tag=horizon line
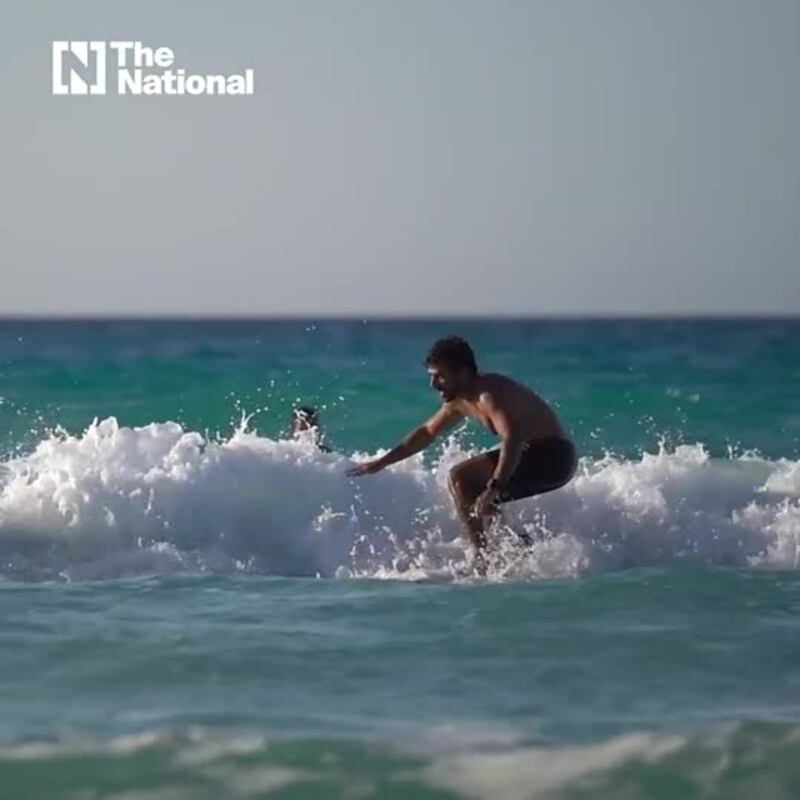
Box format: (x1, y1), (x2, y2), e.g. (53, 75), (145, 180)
(0, 312), (797, 322)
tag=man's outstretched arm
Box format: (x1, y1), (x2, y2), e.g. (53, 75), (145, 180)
(346, 403), (463, 476)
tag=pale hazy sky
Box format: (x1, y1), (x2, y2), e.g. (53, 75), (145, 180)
(2, 0), (798, 315)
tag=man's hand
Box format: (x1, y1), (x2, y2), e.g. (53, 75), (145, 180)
(472, 486), (500, 519)
(345, 409), (459, 480)
(346, 458), (386, 477)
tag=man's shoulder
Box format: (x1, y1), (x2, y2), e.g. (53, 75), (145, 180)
(484, 371), (535, 391)
(478, 373), (538, 406)
(480, 371), (517, 387)
(478, 372), (521, 395)
(442, 399), (466, 416)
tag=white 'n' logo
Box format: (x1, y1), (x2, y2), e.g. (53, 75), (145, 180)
(52, 41), (106, 95)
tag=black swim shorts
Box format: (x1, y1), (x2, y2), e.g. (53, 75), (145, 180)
(487, 437), (577, 503)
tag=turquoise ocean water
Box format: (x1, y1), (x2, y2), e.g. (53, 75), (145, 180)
(1, 318), (799, 798)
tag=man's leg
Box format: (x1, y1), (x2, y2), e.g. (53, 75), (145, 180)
(447, 451), (500, 552)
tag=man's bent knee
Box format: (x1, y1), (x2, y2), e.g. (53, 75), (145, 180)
(448, 464), (467, 495)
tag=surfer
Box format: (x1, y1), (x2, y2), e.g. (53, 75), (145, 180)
(290, 405), (331, 452)
(346, 336), (577, 563)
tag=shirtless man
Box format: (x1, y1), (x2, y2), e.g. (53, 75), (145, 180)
(346, 336), (577, 558)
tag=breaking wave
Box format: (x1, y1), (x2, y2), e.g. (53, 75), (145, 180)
(0, 417), (798, 581)
(2, 720), (800, 799)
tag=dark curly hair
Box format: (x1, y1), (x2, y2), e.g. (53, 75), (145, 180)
(292, 405), (318, 426)
(424, 336), (478, 374)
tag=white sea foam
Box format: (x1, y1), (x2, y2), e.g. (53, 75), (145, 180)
(3, 721), (798, 800)
(424, 731), (688, 799)
(0, 417), (798, 581)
